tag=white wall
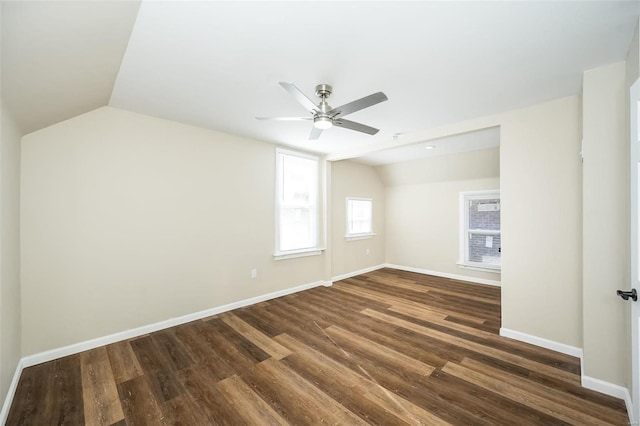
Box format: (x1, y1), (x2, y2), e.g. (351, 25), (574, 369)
(583, 62), (629, 386)
(330, 160), (385, 278)
(0, 100), (22, 404)
(20, 106), (326, 355)
(379, 148), (500, 283)
(500, 96), (583, 348)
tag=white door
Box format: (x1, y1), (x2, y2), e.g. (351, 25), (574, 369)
(629, 79), (640, 425)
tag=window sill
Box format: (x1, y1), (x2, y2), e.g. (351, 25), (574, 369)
(457, 262), (501, 274)
(344, 233), (376, 241)
(273, 248), (325, 261)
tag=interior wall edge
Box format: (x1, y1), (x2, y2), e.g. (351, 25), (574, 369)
(0, 357), (24, 426)
(581, 375), (633, 419)
(0, 98), (23, 422)
(331, 264), (386, 283)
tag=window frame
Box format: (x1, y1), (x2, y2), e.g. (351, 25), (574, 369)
(274, 148), (323, 260)
(458, 189), (501, 273)
(345, 197), (375, 241)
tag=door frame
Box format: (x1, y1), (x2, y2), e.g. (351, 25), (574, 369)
(629, 78), (639, 425)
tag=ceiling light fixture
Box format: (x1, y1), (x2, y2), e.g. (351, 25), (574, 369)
(313, 116), (333, 130)
(425, 145), (435, 150)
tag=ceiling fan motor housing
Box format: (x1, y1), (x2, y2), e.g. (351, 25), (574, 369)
(315, 84), (333, 99)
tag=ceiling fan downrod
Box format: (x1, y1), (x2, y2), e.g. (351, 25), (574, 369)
(313, 84), (334, 129)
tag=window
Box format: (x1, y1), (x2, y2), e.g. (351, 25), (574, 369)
(275, 148), (321, 259)
(346, 197), (374, 240)
(459, 190), (501, 272)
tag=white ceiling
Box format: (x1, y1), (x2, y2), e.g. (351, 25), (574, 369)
(355, 127), (500, 166)
(2, 1), (639, 162)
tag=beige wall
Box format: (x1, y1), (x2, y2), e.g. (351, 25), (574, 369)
(380, 148), (500, 282)
(20, 106), (326, 355)
(501, 96), (583, 348)
(1, 101), (22, 403)
(583, 62), (629, 386)
(330, 160), (385, 278)
(376, 146), (500, 187)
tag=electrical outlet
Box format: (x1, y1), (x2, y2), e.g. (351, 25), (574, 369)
(366, 248), (370, 255)
(251, 269), (257, 279)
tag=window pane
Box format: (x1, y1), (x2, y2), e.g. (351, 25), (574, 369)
(347, 199), (372, 235)
(468, 198), (500, 230)
(282, 155), (316, 206)
(468, 233), (501, 265)
(279, 207), (314, 251)
(276, 150), (319, 253)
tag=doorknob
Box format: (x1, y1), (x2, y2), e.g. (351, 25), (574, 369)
(616, 289), (638, 301)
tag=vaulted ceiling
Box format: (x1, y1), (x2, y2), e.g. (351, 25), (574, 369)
(2, 1), (639, 158)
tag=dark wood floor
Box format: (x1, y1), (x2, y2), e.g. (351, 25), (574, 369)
(7, 268), (629, 425)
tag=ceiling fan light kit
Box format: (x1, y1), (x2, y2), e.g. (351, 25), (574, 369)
(256, 82), (388, 140)
(313, 116), (333, 129)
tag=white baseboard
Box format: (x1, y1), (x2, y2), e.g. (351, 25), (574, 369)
(332, 264), (386, 282)
(384, 263), (501, 287)
(500, 326), (633, 421)
(21, 279), (329, 369)
(0, 358), (25, 426)
(582, 375), (633, 414)
(499, 327), (583, 358)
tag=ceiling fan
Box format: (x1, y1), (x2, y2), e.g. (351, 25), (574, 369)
(256, 82), (388, 140)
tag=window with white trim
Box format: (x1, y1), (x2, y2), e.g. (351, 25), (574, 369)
(459, 190), (501, 272)
(346, 197), (374, 240)
(275, 148), (320, 259)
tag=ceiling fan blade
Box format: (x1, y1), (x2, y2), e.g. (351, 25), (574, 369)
(279, 82), (318, 113)
(309, 126), (323, 140)
(334, 118), (379, 135)
(329, 92), (388, 117)
(255, 116), (312, 121)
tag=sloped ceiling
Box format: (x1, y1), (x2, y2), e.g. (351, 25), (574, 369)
(1, 1), (141, 134)
(2, 1), (639, 158)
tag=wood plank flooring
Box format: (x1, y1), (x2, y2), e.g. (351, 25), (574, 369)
(7, 268), (629, 425)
